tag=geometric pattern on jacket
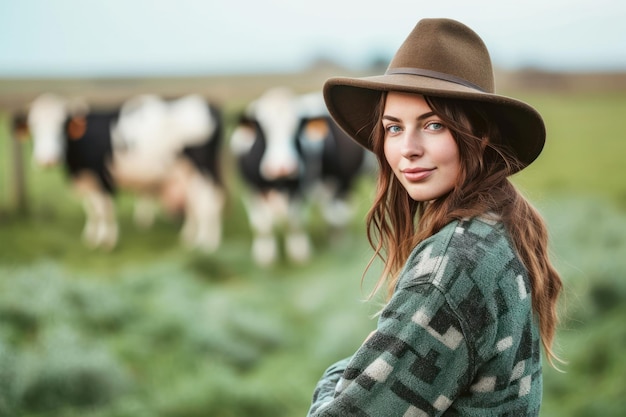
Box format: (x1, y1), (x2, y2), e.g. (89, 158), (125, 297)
(307, 216), (543, 416)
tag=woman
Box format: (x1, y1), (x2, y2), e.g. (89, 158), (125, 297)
(307, 18), (562, 416)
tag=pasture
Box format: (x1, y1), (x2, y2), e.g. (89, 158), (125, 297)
(0, 73), (625, 416)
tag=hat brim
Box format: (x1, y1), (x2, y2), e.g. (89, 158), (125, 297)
(323, 74), (546, 171)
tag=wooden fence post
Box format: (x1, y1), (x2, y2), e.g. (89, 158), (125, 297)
(10, 112), (29, 214)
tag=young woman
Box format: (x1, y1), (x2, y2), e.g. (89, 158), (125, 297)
(307, 18), (562, 416)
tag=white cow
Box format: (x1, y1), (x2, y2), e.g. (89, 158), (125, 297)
(26, 92), (225, 252)
(230, 87), (366, 266)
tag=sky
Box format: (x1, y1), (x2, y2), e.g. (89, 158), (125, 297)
(0, 0), (624, 78)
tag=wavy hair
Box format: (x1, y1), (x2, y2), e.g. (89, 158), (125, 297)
(365, 93), (563, 366)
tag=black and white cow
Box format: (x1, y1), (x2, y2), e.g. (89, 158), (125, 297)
(230, 87), (366, 266)
(25, 92), (225, 251)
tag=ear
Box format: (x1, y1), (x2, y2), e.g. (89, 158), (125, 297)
(230, 115), (258, 155)
(11, 112), (30, 141)
(236, 111), (256, 128)
(301, 117), (329, 143)
(67, 116), (87, 140)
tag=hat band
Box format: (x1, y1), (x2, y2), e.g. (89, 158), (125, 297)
(385, 67), (487, 93)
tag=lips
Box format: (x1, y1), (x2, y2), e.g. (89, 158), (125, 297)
(401, 167), (434, 181)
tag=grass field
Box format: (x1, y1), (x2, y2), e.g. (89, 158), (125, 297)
(0, 86), (625, 416)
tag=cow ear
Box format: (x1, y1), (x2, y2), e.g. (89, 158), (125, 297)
(67, 116), (87, 140)
(230, 121), (257, 155)
(236, 112), (256, 128)
(11, 112), (30, 141)
(302, 117), (329, 143)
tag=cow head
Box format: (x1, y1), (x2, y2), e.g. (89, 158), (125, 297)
(27, 93), (90, 167)
(27, 93), (69, 166)
(248, 87), (303, 181)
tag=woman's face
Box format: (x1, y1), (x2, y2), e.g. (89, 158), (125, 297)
(382, 92), (461, 202)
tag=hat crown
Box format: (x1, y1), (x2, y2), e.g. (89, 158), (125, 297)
(323, 18), (546, 171)
(388, 18), (495, 93)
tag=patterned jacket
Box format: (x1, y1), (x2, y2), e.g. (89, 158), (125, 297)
(307, 216), (542, 416)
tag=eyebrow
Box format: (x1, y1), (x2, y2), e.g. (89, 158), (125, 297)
(382, 111), (437, 123)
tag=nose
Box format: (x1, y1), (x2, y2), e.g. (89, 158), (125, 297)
(260, 150), (300, 180)
(400, 132), (423, 159)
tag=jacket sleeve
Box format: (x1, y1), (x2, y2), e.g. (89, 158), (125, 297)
(307, 282), (473, 417)
(307, 356), (353, 416)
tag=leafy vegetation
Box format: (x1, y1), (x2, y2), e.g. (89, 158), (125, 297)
(1, 91), (625, 416)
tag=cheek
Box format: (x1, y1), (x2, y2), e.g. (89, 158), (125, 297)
(383, 140), (396, 167)
(438, 138), (461, 166)
(448, 152), (462, 184)
(445, 152), (461, 180)
(446, 147), (461, 168)
(433, 138), (462, 185)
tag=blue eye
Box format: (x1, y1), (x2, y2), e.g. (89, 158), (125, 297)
(426, 121), (444, 131)
(386, 125), (402, 134)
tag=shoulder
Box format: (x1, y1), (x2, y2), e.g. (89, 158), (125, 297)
(397, 216), (531, 337)
(396, 216), (533, 358)
(398, 216), (525, 293)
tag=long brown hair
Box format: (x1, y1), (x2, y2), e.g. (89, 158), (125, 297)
(365, 92), (563, 366)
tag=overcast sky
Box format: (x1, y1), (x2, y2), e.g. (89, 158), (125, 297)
(0, 0), (624, 77)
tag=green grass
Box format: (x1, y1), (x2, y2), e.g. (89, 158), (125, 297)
(1, 91), (626, 416)
(510, 91), (626, 206)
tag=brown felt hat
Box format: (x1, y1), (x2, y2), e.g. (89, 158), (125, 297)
(323, 18), (545, 171)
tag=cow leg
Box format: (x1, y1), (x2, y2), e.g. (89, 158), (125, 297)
(133, 195), (158, 229)
(322, 197), (354, 229)
(244, 193), (280, 267)
(93, 192), (117, 250)
(285, 199), (311, 264)
(316, 180), (354, 229)
(181, 173), (224, 252)
(80, 196), (100, 248)
(73, 172), (118, 250)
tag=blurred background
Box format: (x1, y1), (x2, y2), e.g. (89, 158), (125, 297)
(1, 0), (625, 416)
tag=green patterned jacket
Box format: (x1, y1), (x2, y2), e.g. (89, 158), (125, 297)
(307, 216), (542, 416)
